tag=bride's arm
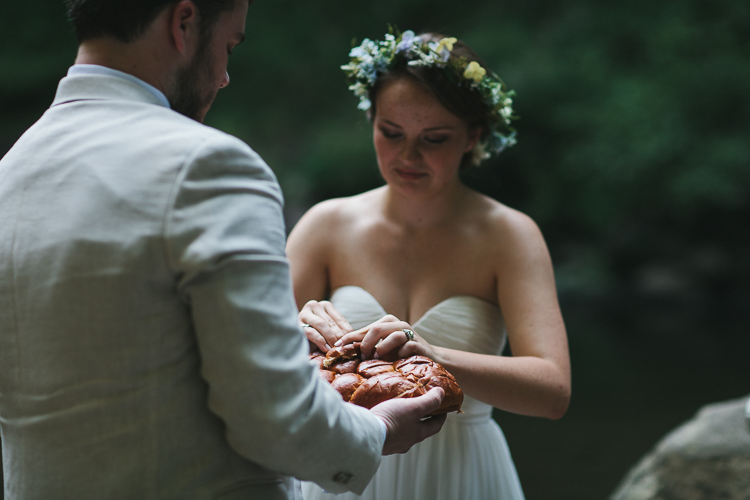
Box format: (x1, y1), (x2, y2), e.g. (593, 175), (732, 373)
(339, 209), (571, 420)
(287, 202), (332, 309)
(435, 210), (570, 420)
(287, 200), (353, 350)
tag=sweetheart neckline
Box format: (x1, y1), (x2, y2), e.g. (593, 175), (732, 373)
(330, 285), (499, 327)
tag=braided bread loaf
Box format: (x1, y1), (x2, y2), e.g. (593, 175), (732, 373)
(310, 343), (463, 415)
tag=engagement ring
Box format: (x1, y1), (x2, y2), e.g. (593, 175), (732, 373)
(403, 328), (415, 341)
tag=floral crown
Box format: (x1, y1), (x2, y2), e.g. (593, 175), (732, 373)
(341, 28), (517, 164)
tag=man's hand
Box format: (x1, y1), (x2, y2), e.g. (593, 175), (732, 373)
(370, 387), (447, 455)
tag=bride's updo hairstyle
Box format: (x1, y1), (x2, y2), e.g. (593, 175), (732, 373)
(369, 34), (490, 169)
(342, 29), (517, 168)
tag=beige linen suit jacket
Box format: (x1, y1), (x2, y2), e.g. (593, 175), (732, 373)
(0, 73), (383, 499)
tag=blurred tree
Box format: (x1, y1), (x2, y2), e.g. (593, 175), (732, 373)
(2, 0), (749, 357)
(0, 0), (750, 352)
(2, 1), (750, 498)
(0, 0), (77, 151)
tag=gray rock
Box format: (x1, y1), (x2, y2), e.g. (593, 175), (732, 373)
(611, 395), (750, 500)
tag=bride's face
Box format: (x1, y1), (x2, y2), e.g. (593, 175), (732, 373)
(372, 77), (479, 197)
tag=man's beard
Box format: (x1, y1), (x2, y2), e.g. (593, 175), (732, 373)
(169, 40), (218, 123)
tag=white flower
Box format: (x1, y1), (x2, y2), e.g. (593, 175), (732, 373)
(343, 28), (517, 164)
(357, 99), (372, 111)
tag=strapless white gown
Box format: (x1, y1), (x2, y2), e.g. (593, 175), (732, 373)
(302, 286), (525, 500)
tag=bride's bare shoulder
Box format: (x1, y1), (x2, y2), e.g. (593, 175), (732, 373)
(471, 191), (533, 227)
(290, 187), (383, 236)
(471, 192), (546, 251)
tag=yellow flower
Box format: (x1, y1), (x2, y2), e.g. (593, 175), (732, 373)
(463, 61), (486, 83)
(436, 37), (457, 53)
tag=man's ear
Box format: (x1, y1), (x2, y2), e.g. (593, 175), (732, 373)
(169, 0), (200, 55)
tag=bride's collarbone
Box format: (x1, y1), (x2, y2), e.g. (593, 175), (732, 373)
(345, 229), (484, 264)
(329, 227), (499, 316)
(331, 245), (497, 301)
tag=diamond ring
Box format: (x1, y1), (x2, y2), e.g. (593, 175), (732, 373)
(403, 328), (415, 341)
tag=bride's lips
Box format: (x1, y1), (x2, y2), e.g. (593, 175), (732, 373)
(395, 168), (427, 181)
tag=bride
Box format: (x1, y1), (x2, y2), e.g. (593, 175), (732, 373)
(288, 30), (571, 500)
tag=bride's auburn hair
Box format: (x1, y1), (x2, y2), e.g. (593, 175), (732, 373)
(366, 33), (492, 170)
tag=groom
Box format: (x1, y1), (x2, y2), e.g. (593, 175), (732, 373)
(0, 1), (445, 498)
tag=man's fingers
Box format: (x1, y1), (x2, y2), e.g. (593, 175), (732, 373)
(373, 387), (445, 420)
(418, 413), (447, 439)
(372, 387), (447, 455)
(415, 387), (445, 416)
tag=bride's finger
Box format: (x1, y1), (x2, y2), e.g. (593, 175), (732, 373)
(360, 320), (411, 359)
(297, 300), (351, 349)
(395, 338), (430, 359)
(334, 314), (401, 347)
(372, 326), (419, 358)
(322, 301), (354, 334)
(334, 327), (367, 347)
(299, 301), (345, 350)
(310, 300), (350, 340)
(373, 329), (411, 356)
(300, 323), (331, 353)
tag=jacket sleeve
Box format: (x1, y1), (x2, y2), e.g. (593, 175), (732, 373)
(163, 133), (382, 495)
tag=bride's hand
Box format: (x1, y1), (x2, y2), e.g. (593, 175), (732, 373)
(298, 300), (353, 353)
(336, 315), (436, 361)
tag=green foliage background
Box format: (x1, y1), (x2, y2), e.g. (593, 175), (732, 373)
(1, 1), (749, 498)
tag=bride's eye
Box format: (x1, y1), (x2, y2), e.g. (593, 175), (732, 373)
(380, 129), (402, 139)
(424, 135), (448, 145)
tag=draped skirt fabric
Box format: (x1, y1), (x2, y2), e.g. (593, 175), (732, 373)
(301, 413), (525, 500)
(303, 286), (526, 500)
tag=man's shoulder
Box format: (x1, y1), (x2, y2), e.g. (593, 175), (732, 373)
(145, 107), (253, 155)
(115, 106), (271, 178)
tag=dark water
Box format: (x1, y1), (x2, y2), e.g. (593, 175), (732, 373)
(492, 292), (750, 500)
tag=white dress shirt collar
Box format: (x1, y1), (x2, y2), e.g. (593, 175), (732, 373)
(68, 64), (171, 109)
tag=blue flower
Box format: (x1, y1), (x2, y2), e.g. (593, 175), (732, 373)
(396, 30), (416, 53)
(343, 28), (517, 164)
(350, 46), (367, 59)
(357, 99), (372, 111)
(360, 62), (378, 81)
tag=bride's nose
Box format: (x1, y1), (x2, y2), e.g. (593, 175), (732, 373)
(399, 140), (422, 164)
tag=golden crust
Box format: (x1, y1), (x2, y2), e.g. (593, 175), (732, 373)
(310, 345), (463, 415)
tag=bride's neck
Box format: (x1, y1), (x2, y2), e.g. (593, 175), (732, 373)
(380, 182), (468, 230)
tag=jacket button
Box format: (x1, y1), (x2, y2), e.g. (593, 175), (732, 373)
(333, 472), (354, 484)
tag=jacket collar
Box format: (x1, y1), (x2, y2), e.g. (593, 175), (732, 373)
(52, 73), (170, 109)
